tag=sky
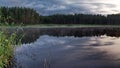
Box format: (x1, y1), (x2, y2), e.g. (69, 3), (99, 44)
(0, 0), (120, 15)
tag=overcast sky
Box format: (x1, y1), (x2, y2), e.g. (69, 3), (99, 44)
(0, 0), (120, 15)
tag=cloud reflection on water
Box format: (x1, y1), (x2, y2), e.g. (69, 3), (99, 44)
(14, 35), (120, 68)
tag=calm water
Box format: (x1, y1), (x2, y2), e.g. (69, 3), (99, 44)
(13, 35), (120, 68)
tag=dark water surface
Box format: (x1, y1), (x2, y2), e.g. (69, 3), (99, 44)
(13, 35), (120, 68)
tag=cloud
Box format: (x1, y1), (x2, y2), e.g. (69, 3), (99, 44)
(0, 0), (120, 15)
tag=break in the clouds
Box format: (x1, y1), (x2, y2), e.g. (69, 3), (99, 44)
(0, 0), (120, 15)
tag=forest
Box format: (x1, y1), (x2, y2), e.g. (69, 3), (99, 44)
(0, 7), (120, 25)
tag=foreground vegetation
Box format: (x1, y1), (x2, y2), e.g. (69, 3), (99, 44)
(0, 32), (22, 68)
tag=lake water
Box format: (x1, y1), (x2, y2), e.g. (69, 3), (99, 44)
(13, 35), (120, 68)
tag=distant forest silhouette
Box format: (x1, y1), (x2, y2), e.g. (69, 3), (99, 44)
(0, 7), (120, 25)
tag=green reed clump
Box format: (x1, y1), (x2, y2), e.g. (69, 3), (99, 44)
(0, 32), (22, 68)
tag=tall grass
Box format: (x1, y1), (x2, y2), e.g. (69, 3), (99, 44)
(0, 32), (22, 68)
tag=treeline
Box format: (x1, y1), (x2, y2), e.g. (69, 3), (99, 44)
(0, 7), (40, 25)
(45, 14), (107, 24)
(1, 7), (120, 25)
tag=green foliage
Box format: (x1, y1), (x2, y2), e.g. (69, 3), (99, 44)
(0, 7), (2, 23)
(1, 7), (120, 25)
(0, 22), (25, 27)
(0, 32), (23, 68)
(0, 7), (40, 25)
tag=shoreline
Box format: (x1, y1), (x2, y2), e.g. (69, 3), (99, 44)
(0, 27), (120, 43)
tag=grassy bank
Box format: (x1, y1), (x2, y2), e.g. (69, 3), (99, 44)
(0, 24), (120, 28)
(12, 24), (120, 28)
(0, 32), (22, 68)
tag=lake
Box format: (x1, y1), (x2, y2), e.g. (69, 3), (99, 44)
(13, 35), (120, 68)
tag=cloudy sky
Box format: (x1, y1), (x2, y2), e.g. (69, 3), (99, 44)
(0, 0), (120, 15)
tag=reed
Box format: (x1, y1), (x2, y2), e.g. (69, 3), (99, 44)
(0, 32), (22, 68)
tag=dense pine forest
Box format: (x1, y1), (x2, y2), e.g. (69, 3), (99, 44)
(0, 7), (120, 25)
